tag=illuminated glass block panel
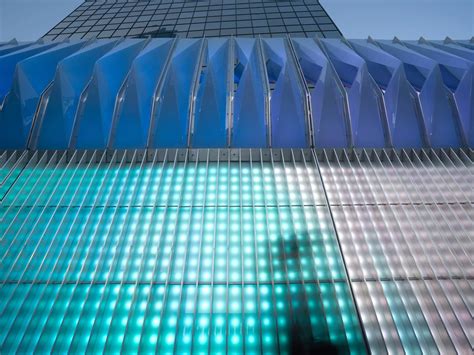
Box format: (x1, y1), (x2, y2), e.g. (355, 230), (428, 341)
(0, 149), (365, 354)
(320, 148), (474, 354)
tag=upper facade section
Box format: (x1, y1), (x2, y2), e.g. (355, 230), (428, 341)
(43, 0), (341, 40)
(0, 37), (473, 150)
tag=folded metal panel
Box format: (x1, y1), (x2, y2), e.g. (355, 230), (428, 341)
(261, 38), (309, 148)
(292, 38), (351, 148)
(191, 38), (231, 148)
(0, 41), (58, 103)
(350, 39), (427, 148)
(148, 39), (203, 148)
(377, 40), (465, 148)
(231, 38), (269, 148)
(0, 41), (85, 149)
(321, 39), (390, 148)
(32, 40), (117, 149)
(110, 39), (174, 149)
(71, 39), (147, 148)
(404, 40), (473, 147)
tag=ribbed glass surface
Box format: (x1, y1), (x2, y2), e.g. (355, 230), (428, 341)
(0, 149), (365, 354)
(319, 148), (474, 354)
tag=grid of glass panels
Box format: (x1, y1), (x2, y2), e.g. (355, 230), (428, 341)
(42, 0), (341, 40)
(0, 149), (365, 354)
(319, 148), (474, 354)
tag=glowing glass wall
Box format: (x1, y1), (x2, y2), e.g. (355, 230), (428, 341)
(0, 149), (366, 354)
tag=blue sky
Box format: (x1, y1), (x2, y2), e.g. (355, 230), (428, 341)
(0, 0), (473, 41)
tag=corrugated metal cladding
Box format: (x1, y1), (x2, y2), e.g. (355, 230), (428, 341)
(0, 37), (473, 150)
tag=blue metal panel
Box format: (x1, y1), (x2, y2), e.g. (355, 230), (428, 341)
(0, 41), (58, 103)
(191, 38), (231, 148)
(321, 39), (389, 148)
(350, 39), (426, 148)
(262, 38), (308, 148)
(111, 39), (174, 148)
(292, 38), (351, 148)
(0, 42), (33, 57)
(149, 39), (203, 148)
(428, 40), (474, 62)
(0, 37), (471, 150)
(34, 40), (117, 149)
(232, 38), (269, 148)
(72, 39), (147, 149)
(404, 40), (473, 147)
(0, 41), (85, 149)
(378, 40), (465, 148)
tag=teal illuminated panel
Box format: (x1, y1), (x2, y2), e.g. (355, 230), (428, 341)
(0, 149), (366, 354)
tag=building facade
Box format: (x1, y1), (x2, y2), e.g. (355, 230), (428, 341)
(43, 0), (341, 40)
(0, 1), (473, 354)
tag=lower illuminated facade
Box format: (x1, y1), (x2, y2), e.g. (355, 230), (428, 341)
(1, 148), (473, 354)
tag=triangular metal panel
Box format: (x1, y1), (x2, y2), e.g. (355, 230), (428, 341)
(321, 39), (389, 148)
(33, 40), (117, 149)
(262, 38), (308, 148)
(404, 41), (473, 147)
(111, 38), (174, 148)
(0, 41), (85, 149)
(350, 40), (426, 148)
(72, 39), (147, 149)
(377, 40), (465, 148)
(232, 38), (269, 148)
(0, 41), (58, 103)
(192, 38), (231, 148)
(148, 39), (203, 148)
(292, 38), (351, 148)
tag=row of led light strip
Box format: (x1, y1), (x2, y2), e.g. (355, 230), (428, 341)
(0, 149), (366, 354)
(319, 148), (473, 354)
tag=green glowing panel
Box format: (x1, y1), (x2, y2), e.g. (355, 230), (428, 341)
(0, 151), (366, 354)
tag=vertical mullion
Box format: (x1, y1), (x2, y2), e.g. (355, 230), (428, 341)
(248, 153), (264, 355)
(153, 149), (189, 353)
(118, 150), (159, 352)
(189, 150), (211, 353)
(99, 151), (151, 353)
(135, 149), (174, 353)
(290, 150), (349, 347)
(385, 150), (471, 351)
(318, 149), (390, 354)
(336, 149), (412, 351)
(282, 150), (339, 347)
(22, 150), (106, 353)
(15, 150), (100, 353)
(258, 149), (281, 354)
(0, 151), (55, 260)
(368, 149), (456, 353)
(0, 150), (85, 351)
(152, 149), (185, 353)
(206, 150), (222, 353)
(395, 150), (473, 349)
(0, 150), (46, 220)
(342, 149), (423, 353)
(173, 151), (200, 354)
(36, 150), (120, 353)
(49, 151), (134, 353)
(238, 150), (246, 355)
(303, 149), (369, 355)
(81, 150), (141, 353)
(268, 150), (295, 352)
(352, 150), (438, 353)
